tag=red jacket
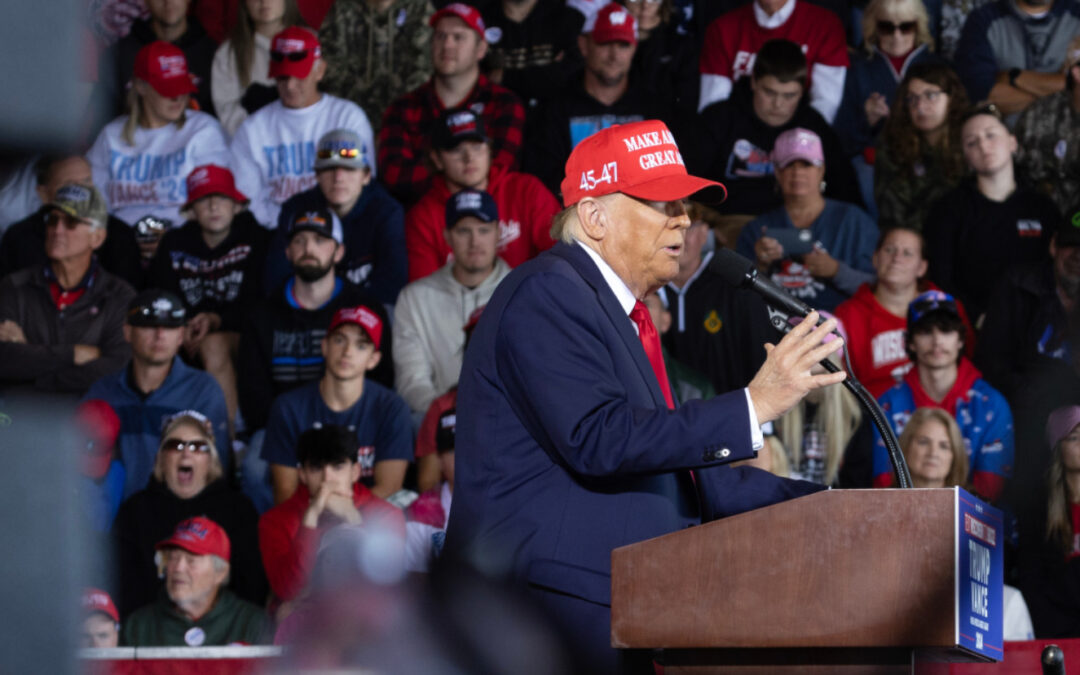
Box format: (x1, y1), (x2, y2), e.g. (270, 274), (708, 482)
(404, 165), (560, 281)
(258, 483), (405, 602)
(833, 282), (976, 398)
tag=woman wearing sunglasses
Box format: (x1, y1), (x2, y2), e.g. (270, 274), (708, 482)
(874, 61), (969, 231)
(111, 411), (267, 619)
(835, 0), (942, 216)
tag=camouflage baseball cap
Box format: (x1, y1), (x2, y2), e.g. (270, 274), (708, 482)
(48, 183), (107, 228)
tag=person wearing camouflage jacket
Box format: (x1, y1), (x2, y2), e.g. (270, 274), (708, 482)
(1015, 51), (1080, 216)
(319, 0), (436, 133)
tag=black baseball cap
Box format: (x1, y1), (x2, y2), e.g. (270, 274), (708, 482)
(433, 108), (488, 150)
(127, 289), (187, 327)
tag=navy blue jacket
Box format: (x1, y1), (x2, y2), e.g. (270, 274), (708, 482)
(445, 242), (822, 607)
(266, 181), (407, 307)
(834, 45), (943, 157)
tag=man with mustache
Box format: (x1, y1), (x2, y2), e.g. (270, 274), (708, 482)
(872, 290), (1014, 503)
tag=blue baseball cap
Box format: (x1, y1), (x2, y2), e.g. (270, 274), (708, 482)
(907, 290), (960, 328)
(445, 189), (498, 228)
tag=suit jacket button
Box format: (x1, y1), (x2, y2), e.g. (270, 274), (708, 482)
(719, 448), (731, 458)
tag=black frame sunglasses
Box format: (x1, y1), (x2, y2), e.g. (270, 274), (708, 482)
(877, 20), (917, 34)
(270, 50), (310, 62)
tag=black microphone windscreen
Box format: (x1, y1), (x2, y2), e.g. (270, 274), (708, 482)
(711, 247), (756, 288)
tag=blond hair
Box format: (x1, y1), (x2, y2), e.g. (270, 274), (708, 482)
(778, 374), (861, 486)
(862, 0), (934, 55)
(121, 82), (188, 146)
(152, 414), (223, 486)
(898, 407), (968, 488)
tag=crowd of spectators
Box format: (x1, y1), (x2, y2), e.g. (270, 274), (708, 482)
(4, 0), (1080, 651)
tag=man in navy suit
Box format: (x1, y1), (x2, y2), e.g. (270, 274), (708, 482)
(445, 119), (847, 672)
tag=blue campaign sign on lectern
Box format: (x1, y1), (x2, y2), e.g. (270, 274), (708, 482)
(955, 488), (1004, 660)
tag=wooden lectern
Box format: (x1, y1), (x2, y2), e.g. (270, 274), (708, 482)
(610, 489), (1000, 674)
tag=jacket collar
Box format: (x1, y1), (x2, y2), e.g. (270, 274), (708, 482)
(548, 242), (672, 409)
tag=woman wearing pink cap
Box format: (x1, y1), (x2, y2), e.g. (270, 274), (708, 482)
(87, 41), (230, 252)
(736, 127), (878, 313)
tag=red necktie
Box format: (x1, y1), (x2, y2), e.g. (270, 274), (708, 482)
(630, 300), (675, 409)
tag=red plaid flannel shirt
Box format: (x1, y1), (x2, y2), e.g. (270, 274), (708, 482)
(378, 74), (525, 205)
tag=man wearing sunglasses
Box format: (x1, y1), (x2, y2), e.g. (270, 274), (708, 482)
(953, 0), (1080, 116)
(0, 183), (135, 395)
(266, 129), (407, 307)
(231, 27), (376, 229)
(85, 289), (230, 499)
(871, 290), (1014, 502)
(0, 156), (142, 288)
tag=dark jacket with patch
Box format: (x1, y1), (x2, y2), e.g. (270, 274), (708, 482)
(682, 78), (861, 215)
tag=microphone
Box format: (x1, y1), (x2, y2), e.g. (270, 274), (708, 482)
(711, 247), (817, 322)
(711, 246), (914, 489)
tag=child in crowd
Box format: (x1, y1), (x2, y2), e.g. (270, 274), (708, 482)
(148, 164), (270, 431)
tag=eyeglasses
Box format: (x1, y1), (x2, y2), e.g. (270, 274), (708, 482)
(877, 20), (917, 34)
(317, 147), (361, 160)
(271, 50), (310, 62)
(905, 89), (945, 107)
(161, 438), (211, 454)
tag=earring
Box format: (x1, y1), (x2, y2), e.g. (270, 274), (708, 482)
(819, 180), (827, 193)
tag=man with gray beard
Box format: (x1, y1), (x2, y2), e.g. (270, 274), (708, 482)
(977, 205), (1080, 401)
(523, 2), (673, 197)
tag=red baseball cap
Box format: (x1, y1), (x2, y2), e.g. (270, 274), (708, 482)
(132, 41), (198, 99)
(269, 26), (321, 79)
(429, 3), (487, 40)
(76, 399), (120, 480)
(155, 516), (231, 560)
(591, 4), (637, 45)
(329, 305), (384, 350)
(82, 588), (119, 623)
(560, 119), (727, 207)
(182, 164), (249, 211)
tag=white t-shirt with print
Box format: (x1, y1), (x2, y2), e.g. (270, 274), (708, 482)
(229, 94), (376, 228)
(86, 111), (230, 227)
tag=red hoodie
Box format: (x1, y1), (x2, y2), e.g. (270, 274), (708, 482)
(404, 165), (560, 281)
(833, 282), (976, 398)
(258, 482), (405, 602)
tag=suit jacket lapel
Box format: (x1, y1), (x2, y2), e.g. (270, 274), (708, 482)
(549, 243), (670, 410)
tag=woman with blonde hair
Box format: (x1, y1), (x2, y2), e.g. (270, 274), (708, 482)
(87, 42), (230, 257)
(211, 0), (304, 136)
(874, 62), (968, 231)
(773, 316), (867, 486)
(898, 407), (969, 488)
(835, 0), (942, 214)
(111, 410), (266, 617)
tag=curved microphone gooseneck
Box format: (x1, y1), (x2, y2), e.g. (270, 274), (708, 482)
(711, 248), (912, 489)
